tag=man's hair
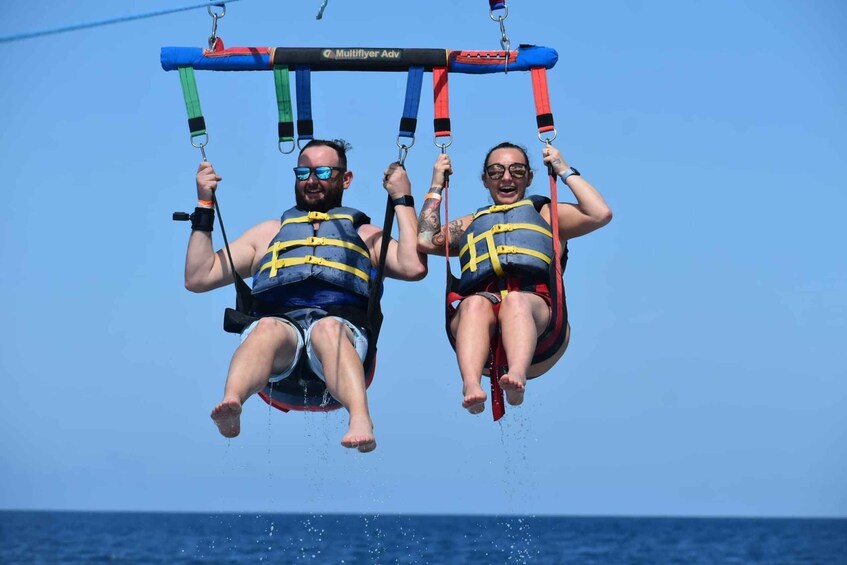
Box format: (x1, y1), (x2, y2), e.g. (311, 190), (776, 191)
(481, 141), (531, 173)
(299, 138), (352, 169)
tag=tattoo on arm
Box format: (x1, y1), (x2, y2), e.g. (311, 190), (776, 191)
(446, 219), (464, 254)
(418, 199), (442, 242)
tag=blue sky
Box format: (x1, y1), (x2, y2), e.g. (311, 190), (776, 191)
(1, 0), (844, 518)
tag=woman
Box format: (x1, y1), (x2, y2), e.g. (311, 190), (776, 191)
(417, 142), (612, 413)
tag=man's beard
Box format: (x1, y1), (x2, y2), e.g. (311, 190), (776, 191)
(295, 184), (343, 212)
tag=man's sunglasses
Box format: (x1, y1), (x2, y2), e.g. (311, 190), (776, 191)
(293, 166), (346, 181)
(485, 163), (529, 180)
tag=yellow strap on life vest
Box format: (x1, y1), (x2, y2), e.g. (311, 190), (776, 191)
(459, 223), (553, 273)
(279, 211), (356, 229)
(459, 244), (551, 275)
(471, 199), (533, 220)
(263, 237), (370, 259)
(489, 222), (553, 238)
(258, 255), (371, 282)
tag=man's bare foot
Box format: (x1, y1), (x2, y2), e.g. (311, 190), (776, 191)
(341, 417), (376, 453)
(462, 383), (487, 414)
(211, 399), (242, 438)
(500, 374), (526, 406)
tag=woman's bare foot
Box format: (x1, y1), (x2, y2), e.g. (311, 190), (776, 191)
(211, 399), (242, 438)
(341, 416), (376, 453)
(462, 383), (487, 414)
(500, 374), (526, 406)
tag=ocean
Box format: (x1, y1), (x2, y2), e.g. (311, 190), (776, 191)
(1, 511), (844, 564)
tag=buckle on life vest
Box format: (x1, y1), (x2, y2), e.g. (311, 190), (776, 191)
(307, 211), (330, 221)
(491, 224), (514, 233)
(495, 245), (518, 254)
(304, 255), (326, 266)
(306, 236), (326, 246)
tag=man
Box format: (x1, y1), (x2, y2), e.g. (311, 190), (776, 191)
(184, 139), (427, 452)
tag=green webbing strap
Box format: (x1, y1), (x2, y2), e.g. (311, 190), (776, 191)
(274, 65), (295, 153)
(178, 66), (206, 140)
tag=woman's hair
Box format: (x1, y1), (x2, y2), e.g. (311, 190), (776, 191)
(481, 141), (531, 173)
(299, 138), (352, 169)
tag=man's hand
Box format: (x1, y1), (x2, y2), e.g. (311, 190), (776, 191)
(196, 162), (221, 201)
(382, 161), (411, 200)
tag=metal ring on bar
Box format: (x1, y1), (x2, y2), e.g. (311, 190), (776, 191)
(434, 134), (453, 150)
(278, 140), (296, 154)
(297, 138), (312, 150)
(489, 5), (508, 21)
(537, 129), (558, 144)
(191, 132), (210, 149)
(208, 3), (226, 18)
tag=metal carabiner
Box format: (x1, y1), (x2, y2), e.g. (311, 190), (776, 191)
(278, 140), (296, 155)
(396, 135), (415, 166)
(207, 4), (226, 51)
(191, 132), (210, 161)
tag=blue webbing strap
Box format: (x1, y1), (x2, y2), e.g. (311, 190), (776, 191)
(295, 67), (314, 147)
(398, 66), (424, 140)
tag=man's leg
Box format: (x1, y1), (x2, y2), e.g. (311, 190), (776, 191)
(498, 292), (550, 405)
(450, 296), (497, 414)
(308, 318), (376, 452)
(211, 317), (299, 438)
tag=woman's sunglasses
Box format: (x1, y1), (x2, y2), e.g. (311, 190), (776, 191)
(485, 163), (528, 180)
(293, 166), (346, 181)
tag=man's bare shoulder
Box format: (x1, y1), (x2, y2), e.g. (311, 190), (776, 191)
(240, 219), (281, 250)
(242, 218), (278, 234)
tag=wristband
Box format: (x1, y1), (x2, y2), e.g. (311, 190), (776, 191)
(391, 195), (415, 208)
(197, 199), (214, 208)
(190, 206), (215, 232)
(425, 192), (443, 201)
(559, 166), (581, 182)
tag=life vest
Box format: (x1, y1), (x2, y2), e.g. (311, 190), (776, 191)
(457, 195), (553, 295)
(252, 206), (373, 301)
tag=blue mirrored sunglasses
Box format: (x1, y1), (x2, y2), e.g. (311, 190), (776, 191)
(293, 166), (346, 181)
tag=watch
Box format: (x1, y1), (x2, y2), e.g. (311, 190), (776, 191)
(391, 195), (415, 207)
(559, 167), (581, 182)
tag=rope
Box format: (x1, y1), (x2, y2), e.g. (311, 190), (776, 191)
(0, 0), (245, 44)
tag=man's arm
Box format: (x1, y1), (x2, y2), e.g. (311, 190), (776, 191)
(360, 162), (427, 281)
(183, 162), (274, 292)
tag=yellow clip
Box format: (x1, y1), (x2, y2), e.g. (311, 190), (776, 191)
(491, 224), (514, 233)
(304, 255), (325, 266)
(307, 211), (330, 221)
(306, 236), (326, 246)
(496, 245), (518, 254)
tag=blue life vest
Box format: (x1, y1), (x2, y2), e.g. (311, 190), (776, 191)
(457, 195), (554, 295)
(252, 206), (373, 303)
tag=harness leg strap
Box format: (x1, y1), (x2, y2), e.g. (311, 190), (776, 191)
(490, 335), (506, 421)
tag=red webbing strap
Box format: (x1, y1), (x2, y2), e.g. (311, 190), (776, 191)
(433, 66), (451, 138)
(490, 336), (506, 421)
(533, 64), (564, 353)
(531, 67), (555, 134)
(548, 166), (563, 322)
